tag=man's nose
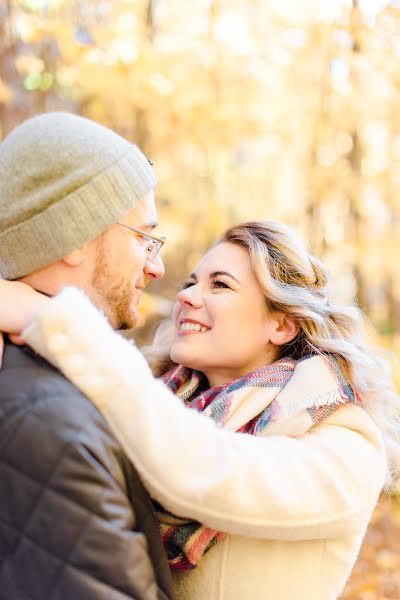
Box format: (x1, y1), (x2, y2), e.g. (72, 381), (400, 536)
(144, 254), (165, 280)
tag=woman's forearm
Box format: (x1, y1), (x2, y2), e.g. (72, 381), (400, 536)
(0, 278), (50, 334)
(22, 287), (386, 540)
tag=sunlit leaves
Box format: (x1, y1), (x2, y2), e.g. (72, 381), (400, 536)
(1, 0), (400, 352)
(0, 78), (12, 103)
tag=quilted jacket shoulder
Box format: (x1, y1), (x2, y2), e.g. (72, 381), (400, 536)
(0, 342), (173, 600)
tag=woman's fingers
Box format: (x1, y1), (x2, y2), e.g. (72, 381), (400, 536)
(9, 334), (25, 345)
(0, 279), (50, 370)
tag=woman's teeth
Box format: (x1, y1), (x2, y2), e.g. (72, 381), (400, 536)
(180, 322), (208, 333)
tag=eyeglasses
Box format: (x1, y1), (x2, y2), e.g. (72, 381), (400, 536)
(117, 223), (166, 260)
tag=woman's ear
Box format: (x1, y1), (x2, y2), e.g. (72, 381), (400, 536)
(269, 313), (299, 346)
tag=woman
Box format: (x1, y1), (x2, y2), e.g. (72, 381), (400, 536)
(0, 221), (398, 600)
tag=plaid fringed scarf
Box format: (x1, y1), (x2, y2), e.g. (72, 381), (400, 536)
(159, 354), (361, 570)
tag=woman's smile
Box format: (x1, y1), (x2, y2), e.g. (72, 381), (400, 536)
(178, 318), (210, 335)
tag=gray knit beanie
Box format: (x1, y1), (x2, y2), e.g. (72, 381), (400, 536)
(0, 112), (157, 279)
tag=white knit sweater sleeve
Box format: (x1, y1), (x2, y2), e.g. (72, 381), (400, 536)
(22, 287), (386, 541)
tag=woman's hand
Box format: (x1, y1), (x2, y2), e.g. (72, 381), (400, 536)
(0, 279), (50, 365)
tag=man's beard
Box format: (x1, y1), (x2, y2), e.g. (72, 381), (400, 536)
(91, 243), (138, 330)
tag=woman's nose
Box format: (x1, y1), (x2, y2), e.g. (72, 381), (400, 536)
(176, 285), (203, 308)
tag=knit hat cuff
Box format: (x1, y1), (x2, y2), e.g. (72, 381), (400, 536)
(0, 146), (156, 279)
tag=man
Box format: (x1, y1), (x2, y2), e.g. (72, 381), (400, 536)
(0, 112), (173, 599)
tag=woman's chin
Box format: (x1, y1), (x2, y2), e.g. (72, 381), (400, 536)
(170, 345), (185, 365)
(170, 345), (198, 370)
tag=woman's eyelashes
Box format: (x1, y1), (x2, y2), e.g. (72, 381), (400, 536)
(181, 278), (230, 290)
(210, 278), (230, 289)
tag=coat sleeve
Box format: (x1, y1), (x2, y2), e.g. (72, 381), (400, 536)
(22, 287), (386, 542)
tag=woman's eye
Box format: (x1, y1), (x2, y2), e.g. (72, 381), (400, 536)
(211, 279), (229, 289)
(181, 280), (195, 290)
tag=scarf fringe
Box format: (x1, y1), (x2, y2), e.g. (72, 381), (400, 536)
(276, 388), (350, 421)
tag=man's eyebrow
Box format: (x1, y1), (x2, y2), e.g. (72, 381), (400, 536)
(140, 221), (158, 231)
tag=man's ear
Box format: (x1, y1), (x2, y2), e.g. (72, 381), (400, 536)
(62, 248), (85, 267)
(268, 313), (299, 346)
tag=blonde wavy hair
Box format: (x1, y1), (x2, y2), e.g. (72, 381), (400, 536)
(144, 221), (400, 490)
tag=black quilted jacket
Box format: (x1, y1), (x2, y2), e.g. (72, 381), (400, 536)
(0, 342), (173, 600)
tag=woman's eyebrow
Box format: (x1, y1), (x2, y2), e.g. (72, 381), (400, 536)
(187, 271), (240, 284)
(210, 270), (240, 284)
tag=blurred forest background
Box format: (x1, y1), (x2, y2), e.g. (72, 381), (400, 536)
(1, 0), (400, 597)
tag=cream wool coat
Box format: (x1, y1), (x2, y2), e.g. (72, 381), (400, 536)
(23, 288), (387, 600)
